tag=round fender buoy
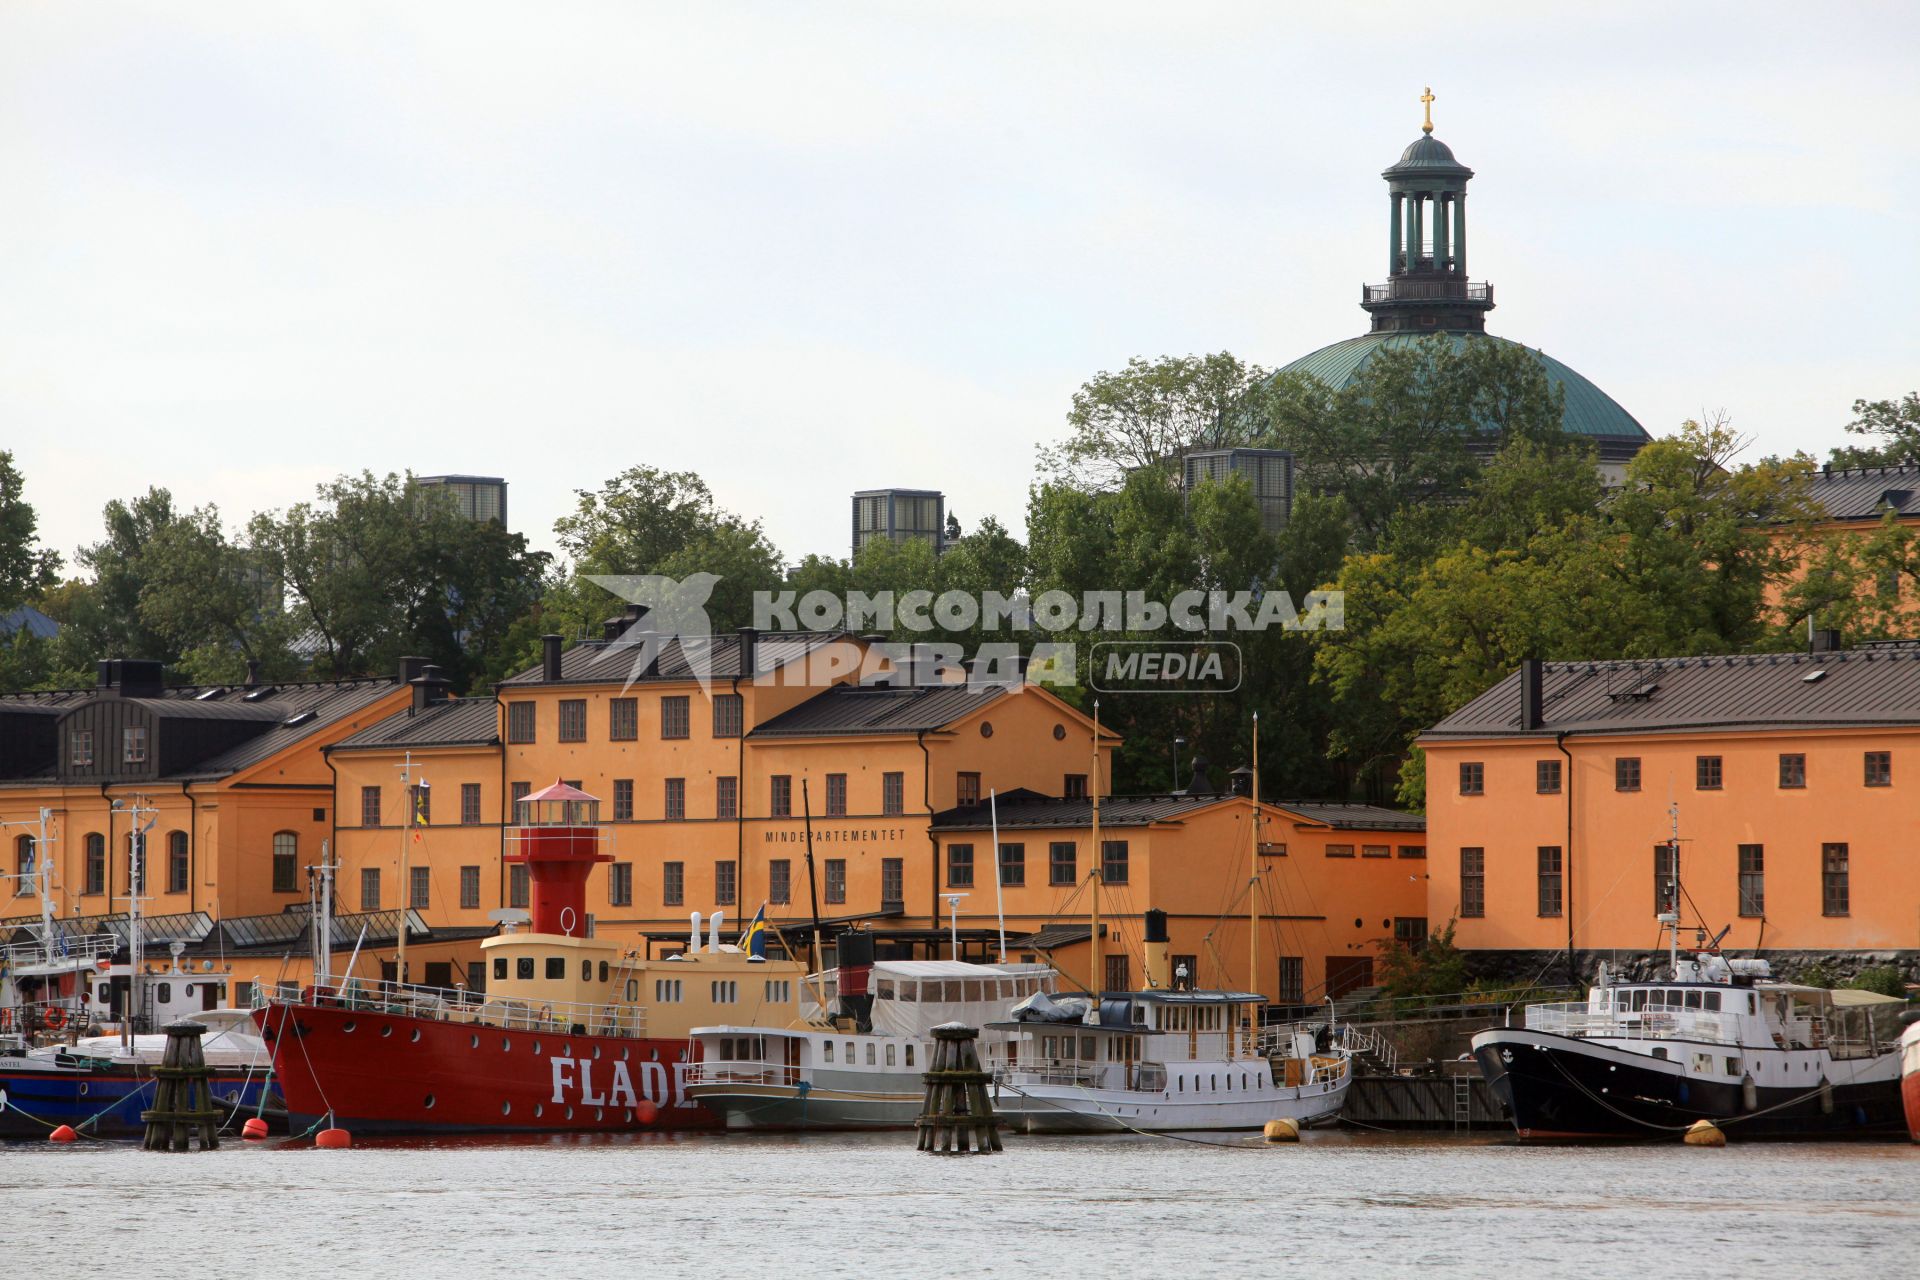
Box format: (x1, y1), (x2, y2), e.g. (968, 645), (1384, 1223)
(1682, 1119), (1726, 1147)
(634, 1100), (659, 1126)
(315, 1127), (352, 1149)
(1263, 1118), (1300, 1143)
(49, 1124), (78, 1144)
(242, 1117), (270, 1140)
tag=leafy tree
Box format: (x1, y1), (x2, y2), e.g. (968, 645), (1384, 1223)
(0, 452), (59, 614)
(69, 488), (183, 667)
(1826, 393), (1920, 469)
(136, 504), (298, 684)
(1039, 352), (1270, 489)
(1262, 335), (1567, 549)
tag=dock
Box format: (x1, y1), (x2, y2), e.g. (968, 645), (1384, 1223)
(1340, 1070), (1508, 1131)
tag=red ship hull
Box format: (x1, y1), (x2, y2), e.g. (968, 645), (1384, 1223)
(1905, 1064), (1920, 1143)
(255, 1001), (717, 1134)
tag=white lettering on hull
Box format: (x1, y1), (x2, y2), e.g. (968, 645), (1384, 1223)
(547, 1055), (676, 1110)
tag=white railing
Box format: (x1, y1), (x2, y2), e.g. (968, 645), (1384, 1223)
(262, 978), (648, 1039)
(1337, 1024), (1399, 1074)
(1525, 1002), (1740, 1047)
(1, 933), (117, 969)
(991, 1062), (1110, 1089)
(685, 1059), (799, 1088)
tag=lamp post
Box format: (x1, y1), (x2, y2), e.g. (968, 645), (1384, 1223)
(1171, 737), (1186, 792)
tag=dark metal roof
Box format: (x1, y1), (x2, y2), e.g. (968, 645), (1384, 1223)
(0, 677), (405, 782)
(751, 681), (1010, 739)
(1010, 923), (1094, 950)
(1423, 646), (1920, 740)
(0, 908), (487, 956)
(1273, 802), (1426, 832)
(498, 630), (847, 687)
(335, 696), (499, 751)
(1803, 463), (1920, 521)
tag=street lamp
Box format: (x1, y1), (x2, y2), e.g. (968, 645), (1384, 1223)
(1171, 737), (1187, 792)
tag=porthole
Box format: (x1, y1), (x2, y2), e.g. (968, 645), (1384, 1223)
(1354, 918), (1363, 929)
(470, 1034), (480, 1049)
(621, 1047), (630, 1062)
(424, 1095), (436, 1109)
(380, 1025), (393, 1038)
(502, 1037), (512, 1052)
(78, 1083), (89, 1097)
(980, 721), (994, 738)
(565, 1106), (574, 1120)
(649, 1048), (660, 1062)
(410, 1028), (422, 1043)
(1053, 724), (1066, 740)
(343, 1020), (356, 1034)
(533, 1040), (542, 1055)
(535, 1103), (544, 1118)
(561, 1042), (571, 1058)
(626, 1110), (635, 1124)
(501, 1101), (511, 1116)
(596, 1109), (604, 1122)
(592, 1045), (601, 1060)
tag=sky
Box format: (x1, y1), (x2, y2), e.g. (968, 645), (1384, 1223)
(4, 2), (1917, 571)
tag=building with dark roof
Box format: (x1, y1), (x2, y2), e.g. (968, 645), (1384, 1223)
(1419, 648), (1920, 975)
(1275, 103), (1652, 480)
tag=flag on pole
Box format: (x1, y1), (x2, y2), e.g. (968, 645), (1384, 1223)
(412, 781), (430, 842)
(738, 903), (769, 958)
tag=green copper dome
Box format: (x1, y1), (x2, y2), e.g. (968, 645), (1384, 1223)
(1383, 134), (1472, 180)
(1277, 332), (1650, 447)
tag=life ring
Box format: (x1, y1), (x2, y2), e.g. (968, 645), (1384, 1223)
(42, 1006), (66, 1031)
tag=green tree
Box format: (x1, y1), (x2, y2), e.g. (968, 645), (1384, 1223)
(1040, 352), (1270, 489)
(136, 505), (298, 684)
(1826, 392), (1920, 469)
(0, 452), (59, 614)
(69, 488), (183, 668)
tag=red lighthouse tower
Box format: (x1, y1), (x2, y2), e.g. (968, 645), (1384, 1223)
(504, 780), (612, 937)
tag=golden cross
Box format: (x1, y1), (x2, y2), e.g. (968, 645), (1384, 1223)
(1420, 86), (1435, 133)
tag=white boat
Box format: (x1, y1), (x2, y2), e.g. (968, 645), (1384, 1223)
(35, 1007), (270, 1071)
(983, 989), (1352, 1133)
(686, 956), (1058, 1130)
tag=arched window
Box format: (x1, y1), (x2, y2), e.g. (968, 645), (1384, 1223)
(83, 833), (106, 895)
(13, 835), (32, 897)
(166, 831), (188, 894)
(272, 832), (298, 893)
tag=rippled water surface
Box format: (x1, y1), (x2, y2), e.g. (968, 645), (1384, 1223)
(3, 1131), (1917, 1278)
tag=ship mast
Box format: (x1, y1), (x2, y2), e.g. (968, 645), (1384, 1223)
(1088, 700), (1101, 1002)
(1249, 711), (1260, 1001)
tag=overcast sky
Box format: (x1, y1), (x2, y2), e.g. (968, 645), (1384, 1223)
(5, 2), (1917, 570)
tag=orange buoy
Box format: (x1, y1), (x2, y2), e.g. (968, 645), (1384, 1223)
(48, 1125), (78, 1143)
(241, 1117), (270, 1140)
(315, 1127), (352, 1149)
(633, 1100), (659, 1126)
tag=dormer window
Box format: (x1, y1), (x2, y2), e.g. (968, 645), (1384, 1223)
(123, 726), (148, 764)
(71, 731), (94, 766)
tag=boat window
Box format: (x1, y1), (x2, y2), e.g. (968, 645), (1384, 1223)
(886, 1044), (896, 1066)
(1081, 1035), (1095, 1059)
(1176, 1075), (1183, 1093)
(964, 980), (984, 1002)
(905, 1044), (915, 1067)
(1725, 1057), (1741, 1076)
(845, 1041), (855, 1063)
(1210, 1074), (1218, 1091)
(944, 981), (963, 1001)
(626, 980), (638, 1001)
(1684, 991), (1702, 1010)
(823, 1042), (834, 1062)
(495, 958), (508, 980)
(1650, 1048), (1667, 1060)
(1703, 992), (1721, 1012)
(865, 1042), (876, 1066)
(599, 962), (609, 983)
(546, 958), (565, 980)
(157, 982), (171, 1002)
(581, 961), (592, 982)
(898, 982), (917, 1003)
(877, 980), (894, 1000)
(518, 959), (535, 979)
(1747, 993), (1756, 1015)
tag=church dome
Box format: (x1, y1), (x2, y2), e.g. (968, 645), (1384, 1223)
(1383, 134), (1472, 180)
(1277, 332), (1650, 461)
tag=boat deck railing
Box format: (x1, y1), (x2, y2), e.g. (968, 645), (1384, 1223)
(1, 933), (118, 970)
(260, 979), (648, 1039)
(1525, 1002), (1741, 1047)
(685, 1059), (799, 1088)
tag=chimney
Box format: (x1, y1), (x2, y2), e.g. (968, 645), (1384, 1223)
(541, 634), (563, 682)
(410, 664), (453, 713)
(96, 658), (165, 699)
(1810, 628), (1842, 654)
(1227, 765), (1254, 797)
(1185, 753), (1212, 795)
(397, 655), (430, 685)
(736, 626), (758, 681)
(1142, 908), (1171, 990)
(245, 659), (262, 689)
(1519, 657), (1544, 731)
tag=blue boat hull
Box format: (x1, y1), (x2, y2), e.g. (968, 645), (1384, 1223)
(0, 1069), (280, 1139)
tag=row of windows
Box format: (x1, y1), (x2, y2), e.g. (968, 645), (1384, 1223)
(508, 694), (744, 744)
(1461, 751), (1897, 796)
(945, 841), (1129, 889)
(1457, 842), (1855, 919)
(67, 725), (147, 767)
(13, 830), (303, 898)
(1323, 844), (1426, 859)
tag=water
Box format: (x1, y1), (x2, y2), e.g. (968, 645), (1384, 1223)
(3, 1131), (1916, 1278)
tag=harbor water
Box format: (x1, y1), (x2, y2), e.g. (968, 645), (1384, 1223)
(3, 1131), (1917, 1277)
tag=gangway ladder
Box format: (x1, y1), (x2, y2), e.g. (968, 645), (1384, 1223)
(1451, 1073), (1472, 1130)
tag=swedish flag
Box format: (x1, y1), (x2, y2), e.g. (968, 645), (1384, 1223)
(738, 903), (769, 958)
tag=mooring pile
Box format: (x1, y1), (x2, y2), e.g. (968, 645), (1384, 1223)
(916, 1022), (1002, 1154)
(142, 1020), (221, 1152)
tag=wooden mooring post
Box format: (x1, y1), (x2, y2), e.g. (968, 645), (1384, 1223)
(916, 1022), (1002, 1154)
(142, 1020), (221, 1152)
